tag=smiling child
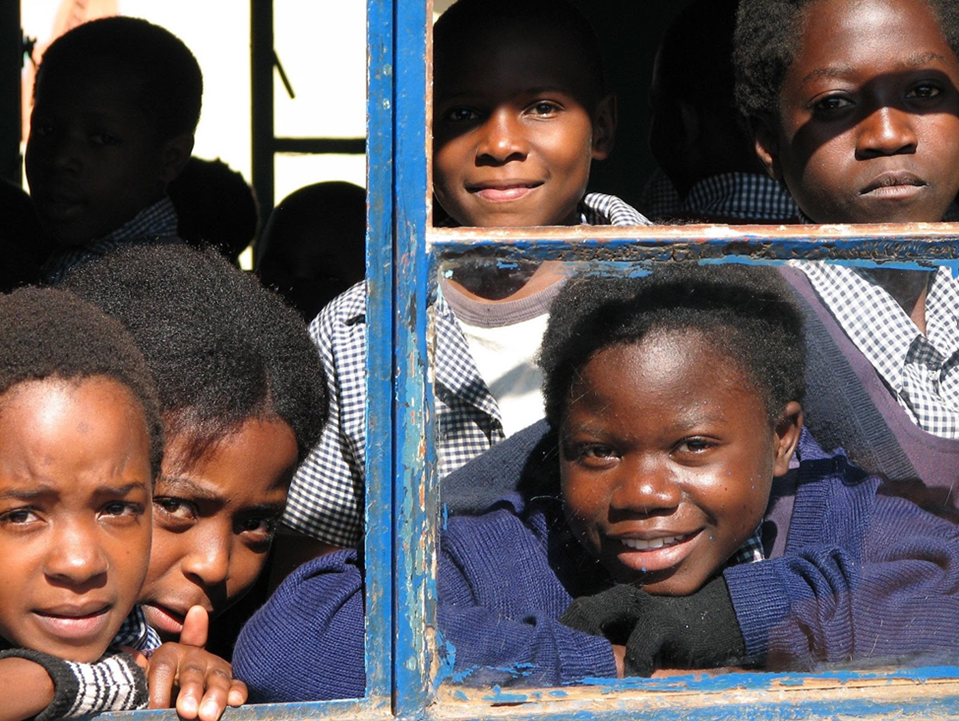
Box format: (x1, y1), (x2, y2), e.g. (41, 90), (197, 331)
(437, 265), (959, 684)
(734, 0), (959, 496)
(61, 244), (328, 652)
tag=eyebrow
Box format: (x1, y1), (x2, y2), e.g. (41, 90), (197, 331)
(800, 52), (948, 87)
(0, 481), (148, 502)
(156, 475), (221, 500)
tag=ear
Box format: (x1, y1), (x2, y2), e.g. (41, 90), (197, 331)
(772, 401), (803, 477)
(591, 93), (617, 160)
(751, 114), (782, 181)
(159, 133), (195, 186)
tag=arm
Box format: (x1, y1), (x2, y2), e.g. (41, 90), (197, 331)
(438, 510), (618, 687)
(727, 487), (959, 669)
(0, 649), (147, 721)
(0, 657), (53, 721)
(279, 286), (367, 556)
(231, 549), (366, 702)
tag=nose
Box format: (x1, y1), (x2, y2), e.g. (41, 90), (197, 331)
(45, 519), (109, 588)
(855, 105), (918, 159)
(609, 457), (682, 516)
(180, 530), (231, 590)
(475, 109), (529, 164)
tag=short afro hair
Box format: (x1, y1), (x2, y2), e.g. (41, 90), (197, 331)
(62, 244), (328, 466)
(37, 16), (202, 140)
(434, 0), (608, 110)
(539, 264), (805, 430)
(734, 0), (959, 118)
(0, 287), (163, 478)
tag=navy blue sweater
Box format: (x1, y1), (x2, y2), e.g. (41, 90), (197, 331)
(234, 430), (959, 699)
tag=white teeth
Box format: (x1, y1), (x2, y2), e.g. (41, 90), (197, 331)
(620, 535), (685, 550)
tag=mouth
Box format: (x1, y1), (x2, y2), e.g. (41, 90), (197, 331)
(860, 172), (926, 198)
(467, 181), (542, 202)
(33, 604), (112, 641)
(611, 530), (701, 575)
(141, 602), (188, 638)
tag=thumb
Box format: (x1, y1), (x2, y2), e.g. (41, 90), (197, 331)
(179, 606), (209, 648)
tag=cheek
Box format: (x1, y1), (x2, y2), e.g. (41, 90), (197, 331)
(144, 528), (185, 587)
(226, 548), (267, 599)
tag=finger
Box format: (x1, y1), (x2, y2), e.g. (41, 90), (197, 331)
(194, 668), (235, 721)
(227, 679), (248, 707)
(179, 606), (210, 648)
(120, 645), (150, 672)
(144, 644), (177, 709)
(173, 655), (213, 719)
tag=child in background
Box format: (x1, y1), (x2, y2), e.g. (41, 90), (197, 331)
(62, 244), (329, 657)
(25, 16), (200, 284)
(734, 0), (959, 499)
(280, 0), (650, 567)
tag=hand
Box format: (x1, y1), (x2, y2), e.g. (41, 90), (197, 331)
(146, 606), (248, 720)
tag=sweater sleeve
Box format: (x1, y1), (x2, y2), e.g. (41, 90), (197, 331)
(725, 467), (959, 670)
(232, 548), (366, 702)
(438, 508), (618, 687)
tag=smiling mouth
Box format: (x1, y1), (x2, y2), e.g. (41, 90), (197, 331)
(620, 533), (694, 551)
(468, 183), (542, 202)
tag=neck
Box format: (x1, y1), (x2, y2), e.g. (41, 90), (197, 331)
(860, 268), (934, 334)
(446, 261), (566, 303)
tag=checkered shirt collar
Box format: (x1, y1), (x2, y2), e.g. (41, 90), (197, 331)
(728, 527), (766, 566)
(684, 172), (799, 222)
(112, 604), (161, 654)
(795, 260), (959, 434)
(42, 197), (179, 284)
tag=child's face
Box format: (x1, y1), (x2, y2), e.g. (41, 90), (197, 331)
(138, 417), (298, 642)
(560, 331), (800, 595)
(25, 59), (190, 246)
(0, 377), (152, 662)
(755, 0), (959, 223)
(433, 25), (615, 227)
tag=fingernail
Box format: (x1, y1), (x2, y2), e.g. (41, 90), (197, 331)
(201, 699), (220, 718)
(181, 696), (198, 715)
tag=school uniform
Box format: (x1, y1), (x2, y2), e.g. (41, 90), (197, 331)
(281, 193), (652, 548)
(233, 429), (959, 699)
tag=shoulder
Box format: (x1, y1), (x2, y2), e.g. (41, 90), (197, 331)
(443, 493), (551, 560)
(581, 193), (653, 227)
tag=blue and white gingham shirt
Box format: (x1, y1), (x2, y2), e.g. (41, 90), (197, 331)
(793, 261), (959, 437)
(282, 193), (652, 547)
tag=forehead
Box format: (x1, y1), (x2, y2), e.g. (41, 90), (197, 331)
(790, 0), (956, 84)
(571, 330), (761, 408)
(434, 23), (595, 105)
(34, 59), (153, 124)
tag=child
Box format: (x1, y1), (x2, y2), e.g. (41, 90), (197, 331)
(232, 265), (959, 696)
(281, 0), (651, 562)
(61, 243), (329, 654)
(734, 0), (959, 499)
(0, 286), (159, 719)
(25, 16), (201, 284)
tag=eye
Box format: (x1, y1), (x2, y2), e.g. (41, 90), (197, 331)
(527, 101), (561, 117)
(153, 497), (198, 522)
(443, 107), (481, 123)
(0, 508), (40, 526)
(101, 501), (143, 519)
(564, 441), (619, 468)
(907, 83), (942, 100)
(237, 515), (277, 547)
(811, 95), (853, 116)
(674, 437), (716, 454)
(89, 131), (120, 146)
